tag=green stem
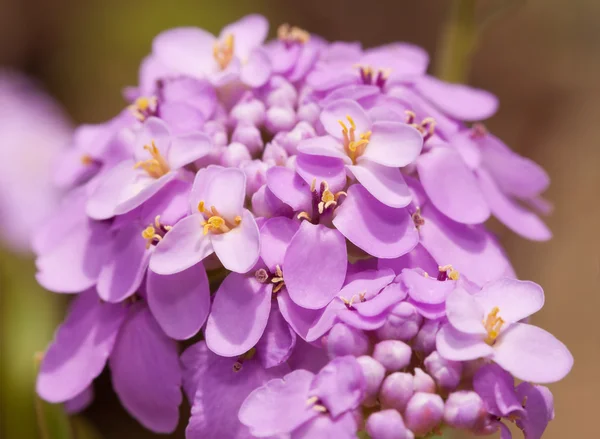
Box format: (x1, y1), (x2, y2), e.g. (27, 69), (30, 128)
(434, 0), (478, 83)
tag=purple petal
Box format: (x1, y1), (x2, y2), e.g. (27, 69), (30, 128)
(333, 184), (419, 258)
(266, 166), (312, 212)
(296, 153), (347, 194)
(260, 216), (300, 273)
(147, 262), (210, 340)
(240, 47), (272, 87)
(36, 220), (109, 293)
(64, 386), (94, 414)
(493, 323), (573, 383)
(445, 287), (486, 335)
(284, 222), (347, 309)
(419, 205), (513, 286)
(310, 356), (365, 417)
(220, 14), (269, 59)
(480, 134), (550, 198)
(336, 309), (390, 331)
(378, 244), (439, 276)
(436, 324), (493, 361)
(186, 344), (287, 439)
(417, 147), (490, 224)
(297, 135), (350, 163)
(110, 304), (182, 434)
(320, 99), (371, 138)
(168, 131), (213, 169)
(476, 278), (544, 324)
(400, 269), (455, 305)
(414, 76), (499, 121)
(205, 273), (272, 356)
(277, 289), (327, 340)
(348, 161), (412, 208)
(193, 167), (246, 222)
(291, 412), (357, 439)
(256, 307), (297, 368)
(134, 117), (171, 162)
(180, 342), (209, 402)
(515, 383), (554, 439)
(211, 209), (260, 273)
(97, 223), (150, 303)
(86, 161), (139, 220)
(359, 122), (423, 168)
(113, 171), (178, 217)
(339, 268), (396, 301)
(152, 27), (215, 78)
(149, 214), (212, 275)
(37, 291), (125, 402)
(287, 339), (330, 373)
(353, 282), (407, 317)
(477, 169), (551, 241)
(239, 369), (317, 437)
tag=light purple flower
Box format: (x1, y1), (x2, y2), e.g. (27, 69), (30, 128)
(437, 278), (573, 383)
(87, 117), (212, 220)
(298, 99), (423, 207)
(149, 166), (260, 274)
(153, 14), (272, 87)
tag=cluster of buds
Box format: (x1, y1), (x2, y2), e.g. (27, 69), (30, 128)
(33, 14), (571, 439)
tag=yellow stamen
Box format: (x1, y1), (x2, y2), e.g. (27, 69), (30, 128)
(198, 200), (241, 235)
(133, 141), (170, 178)
(483, 307), (505, 345)
(202, 216), (229, 235)
(439, 264), (460, 281)
(198, 201), (205, 213)
(128, 96), (157, 121)
(277, 23), (310, 44)
(81, 154), (94, 165)
(338, 115), (370, 164)
(297, 211), (312, 222)
(141, 215), (172, 249)
(213, 34), (235, 70)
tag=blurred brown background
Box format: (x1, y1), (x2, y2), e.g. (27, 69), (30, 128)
(1, 0), (598, 438)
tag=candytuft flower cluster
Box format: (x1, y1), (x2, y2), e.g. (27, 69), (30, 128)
(35, 14), (572, 439)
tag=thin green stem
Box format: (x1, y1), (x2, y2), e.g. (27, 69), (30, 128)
(434, 0), (478, 83)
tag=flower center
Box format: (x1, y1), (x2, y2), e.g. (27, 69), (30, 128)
(306, 396), (328, 413)
(297, 179), (347, 223)
(197, 201), (242, 235)
(277, 23), (310, 45)
(254, 266), (286, 294)
(437, 264), (459, 281)
(233, 347), (256, 372)
(338, 115), (371, 164)
(213, 34), (235, 70)
(341, 292), (367, 310)
(80, 154), (95, 166)
(129, 96), (158, 122)
(405, 111), (436, 142)
(133, 141), (170, 179)
(483, 307), (505, 345)
(141, 215), (172, 249)
(356, 65), (391, 88)
(411, 207), (425, 230)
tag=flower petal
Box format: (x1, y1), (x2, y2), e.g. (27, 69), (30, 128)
(266, 166), (312, 212)
(476, 278), (545, 324)
(260, 216), (300, 272)
(295, 153), (347, 194)
(97, 223), (150, 303)
(297, 135), (350, 163)
(205, 272), (272, 357)
(311, 356), (365, 417)
(167, 131), (213, 169)
(436, 324), (493, 361)
(211, 209), (260, 273)
(146, 262), (210, 340)
(284, 222), (347, 309)
(493, 323), (573, 383)
(37, 291), (125, 402)
(240, 47), (272, 87)
(400, 269), (455, 305)
(256, 307), (297, 369)
(359, 121), (423, 168)
(333, 184), (419, 259)
(149, 214), (213, 275)
(417, 147), (490, 224)
(477, 169), (551, 241)
(239, 369), (317, 437)
(152, 27), (216, 78)
(195, 167), (246, 223)
(348, 161), (412, 208)
(86, 161), (139, 220)
(320, 99), (371, 138)
(445, 287), (486, 335)
(110, 304), (182, 433)
(220, 14), (269, 59)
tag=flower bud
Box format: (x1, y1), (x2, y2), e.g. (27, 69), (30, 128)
(404, 392), (444, 436)
(412, 368), (435, 394)
(265, 77), (298, 107)
(242, 160), (269, 196)
(443, 391), (485, 430)
(220, 142), (251, 167)
(376, 302), (423, 341)
(297, 102), (320, 125)
(424, 351), (463, 391)
(380, 372), (414, 412)
(412, 319), (442, 354)
(356, 356), (386, 407)
(265, 106), (296, 132)
(366, 409), (415, 439)
(203, 120), (228, 147)
(373, 340), (412, 371)
(231, 121), (263, 155)
(230, 98), (265, 126)
(275, 121), (316, 155)
(327, 323), (370, 358)
(262, 141), (288, 166)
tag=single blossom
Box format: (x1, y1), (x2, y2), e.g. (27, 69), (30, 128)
(437, 278), (573, 383)
(149, 165), (260, 274)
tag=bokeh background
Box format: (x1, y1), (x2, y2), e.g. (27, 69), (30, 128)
(0, 0), (598, 438)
